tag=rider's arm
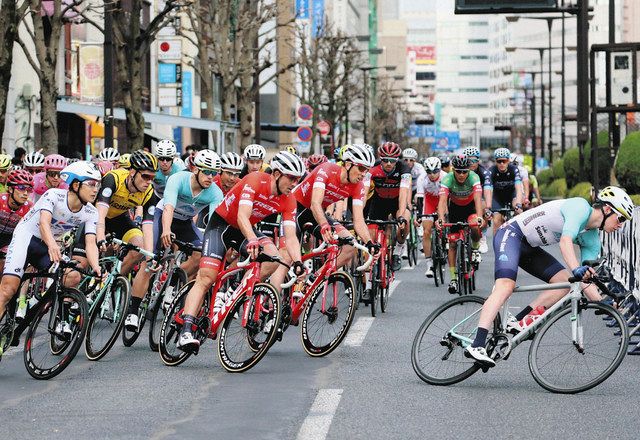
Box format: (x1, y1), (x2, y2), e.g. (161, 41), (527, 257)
(95, 173), (117, 242)
(85, 233), (101, 274)
(38, 210), (57, 249)
(473, 187), (483, 219)
(310, 185), (329, 227)
(397, 173), (412, 218)
(161, 174), (181, 235)
(283, 223), (302, 262)
(352, 203), (373, 243)
(141, 193), (159, 254)
(483, 174), (493, 210)
(437, 190), (448, 222)
(514, 181), (524, 207)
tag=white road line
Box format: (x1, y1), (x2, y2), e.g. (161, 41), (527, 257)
(343, 317), (375, 347)
(297, 389), (343, 440)
(388, 280), (401, 297)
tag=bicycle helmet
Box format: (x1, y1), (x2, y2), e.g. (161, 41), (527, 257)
(270, 151), (306, 177)
(244, 144), (266, 160)
(307, 154), (328, 169)
(402, 148), (418, 160)
(11, 164), (23, 171)
(152, 139), (177, 158)
(129, 150), (158, 172)
(284, 145), (299, 156)
(219, 152), (244, 171)
(462, 146), (480, 158)
(597, 186), (635, 221)
(451, 154), (470, 170)
(378, 142), (401, 159)
(342, 143), (376, 168)
(24, 151), (45, 168)
(44, 154), (68, 171)
(67, 158), (80, 165)
(97, 147), (120, 162)
(118, 153), (131, 169)
(493, 148), (511, 160)
(438, 154), (451, 166)
(424, 157), (441, 172)
(193, 149), (221, 171)
(7, 169), (34, 187)
(0, 154), (12, 170)
(61, 161), (102, 185)
(96, 160), (114, 176)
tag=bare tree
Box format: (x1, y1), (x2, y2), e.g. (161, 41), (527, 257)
(0, 0), (29, 143)
(369, 78), (412, 147)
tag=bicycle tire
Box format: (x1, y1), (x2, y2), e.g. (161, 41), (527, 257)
(370, 262), (379, 317)
(218, 283), (281, 373)
(159, 280), (196, 366)
(380, 259), (391, 313)
(411, 295), (500, 386)
(149, 268), (187, 352)
(23, 288), (88, 380)
(301, 271), (357, 357)
(85, 276), (130, 361)
(456, 241), (466, 296)
(431, 232), (440, 287)
(122, 290), (147, 347)
(528, 302), (629, 394)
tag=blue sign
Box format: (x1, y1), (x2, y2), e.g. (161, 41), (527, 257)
(311, 0), (324, 38)
(406, 124), (436, 138)
(297, 126), (313, 142)
(296, 0), (309, 19)
(182, 71), (192, 117)
(432, 131), (460, 151)
(173, 127), (182, 152)
(158, 63), (177, 84)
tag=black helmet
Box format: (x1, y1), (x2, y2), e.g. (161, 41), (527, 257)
(451, 154), (470, 170)
(438, 154), (451, 166)
(129, 150), (158, 172)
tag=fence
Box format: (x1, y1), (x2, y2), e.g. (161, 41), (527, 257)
(601, 207), (640, 301)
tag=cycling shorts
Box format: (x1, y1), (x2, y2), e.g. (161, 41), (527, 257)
(152, 208), (203, 253)
(367, 197), (398, 221)
(3, 233), (54, 277)
(422, 194), (439, 217)
(200, 212), (269, 271)
(491, 190), (516, 211)
(493, 222), (565, 282)
(106, 213), (144, 243)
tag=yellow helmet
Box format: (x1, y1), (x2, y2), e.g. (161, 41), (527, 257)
(118, 153), (131, 169)
(339, 145), (350, 160)
(0, 154), (12, 170)
(284, 145), (299, 155)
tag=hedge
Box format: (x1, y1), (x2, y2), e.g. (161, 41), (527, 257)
(563, 131), (610, 188)
(631, 194), (640, 206)
(567, 182), (593, 201)
(614, 131), (640, 194)
(536, 168), (554, 186)
(542, 178), (567, 198)
(551, 158), (565, 179)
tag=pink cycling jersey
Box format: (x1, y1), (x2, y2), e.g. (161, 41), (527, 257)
(32, 171), (68, 202)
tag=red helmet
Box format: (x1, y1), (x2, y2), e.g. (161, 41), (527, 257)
(96, 160), (114, 176)
(307, 154), (327, 169)
(378, 142), (401, 159)
(8, 169), (34, 187)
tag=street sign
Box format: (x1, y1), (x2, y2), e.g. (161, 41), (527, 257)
(158, 87), (178, 107)
(317, 120), (331, 136)
(158, 63), (177, 84)
(297, 126), (313, 142)
(157, 38), (182, 62)
(296, 104), (313, 126)
(298, 141), (311, 154)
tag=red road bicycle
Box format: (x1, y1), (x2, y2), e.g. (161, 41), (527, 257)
(366, 219), (399, 317)
(442, 222), (477, 296)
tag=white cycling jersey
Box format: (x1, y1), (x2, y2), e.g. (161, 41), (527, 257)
(416, 170), (447, 198)
(410, 163), (427, 192)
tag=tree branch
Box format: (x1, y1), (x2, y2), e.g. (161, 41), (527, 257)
(15, 33), (42, 81)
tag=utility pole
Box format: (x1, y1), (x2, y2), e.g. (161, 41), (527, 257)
(609, 0), (620, 158)
(547, 19), (553, 163)
(561, 10), (566, 156)
(577, 0), (590, 181)
(104, 2), (114, 151)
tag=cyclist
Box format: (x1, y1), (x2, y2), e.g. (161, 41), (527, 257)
(416, 157), (447, 278)
(213, 152), (244, 194)
(0, 161), (102, 323)
(438, 154), (452, 174)
(0, 154), (13, 193)
(240, 144), (270, 177)
(155, 150), (224, 278)
(175, 151), (307, 352)
(97, 147), (120, 168)
(33, 154), (69, 200)
(463, 146), (491, 254)
(117, 153), (131, 170)
(364, 141), (412, 271)
(403, 148), (426, 202)
(23, 151), (45, 175)
(466, 186), (634, 366)
(436, 154), (484, 294)
(485, 148), (524, 235)
(0, 170), (34, 273)
(525, 165), (542, 207)
(96, 160), (114, 176)
(284, 145), (299, 156)
(93, 150), (159, 331)
(306, 154), (328, 172)
(510, 153), (530, 206)
(152, 139), (183, 198)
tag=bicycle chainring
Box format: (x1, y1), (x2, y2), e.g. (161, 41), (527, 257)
(486, 333), (513, 362)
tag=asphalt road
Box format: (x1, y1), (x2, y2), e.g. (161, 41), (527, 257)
(1, 241), (638, 440)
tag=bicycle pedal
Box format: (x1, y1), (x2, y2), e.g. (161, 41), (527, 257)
(10, 335), (20, 347)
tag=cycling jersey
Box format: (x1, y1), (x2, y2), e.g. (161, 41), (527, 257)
(215, 172), (297, 229)
(97, 169), (157, 221)
(0, 193), (32, 249)
(0, 183), (6, 194)
(517, 165), (529, 182)
(473, 164), (489, 189)
(363, 161), (412, 200)
(485, 164), (522, 199)
(416, 171), (447, 216)
(293, 162), (366, 209)
(409, 162), (427, 192)
(32, 171), (68, 200)
(439, 172), (482, 206)
(153, 162), (184, 198)
(157, 170), (224, 221)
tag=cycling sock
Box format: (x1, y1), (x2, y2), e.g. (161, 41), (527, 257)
(471, 327), (489, 348)
(515, 306), (533, 321)
(128, 296), (142, 315)
(449, 266), (456, 279)
(181, 314), (196, 335)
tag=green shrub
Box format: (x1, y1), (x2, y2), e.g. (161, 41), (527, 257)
(630, 194), (640, 206)
(551, 158), (565, 179)
(536, 168), (554, 186)
(562, 147), (581, 188)
(562, 131), (610, 188)
(567, 182), (593, 201)
(539, 183), (548, 197)
(615, 131), (640, 194)
(543, 178), (567, 198)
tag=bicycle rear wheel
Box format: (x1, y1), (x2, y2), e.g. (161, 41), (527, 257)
(431, 232), (440, 287)
(411, 295), (499, 386)
(218, 283), (281, 372)
(456, 241), (466, 296)
(159, 281), (196, 366)
(301, 271), (357, 357)
(528, 302), (629, 394)
(24, 288), (88, 380)
(149, 268), (187, 352)
(370, 263), (379, 317)
(85, 276), (130, 361)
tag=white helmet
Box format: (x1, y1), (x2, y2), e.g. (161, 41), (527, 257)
(244, 144), (266, 160)
(402, 148), (418, 160)
(173, 157), (186, 169)
(61, 161), (102, 185)
(342, 143), (375, 168)
(597, 186), (635, 220)
(98, 147), (120, 162)
(270, 151), (306, 177)
(24, 151), (45, 168)
(424, 157), (441, 172)
(219, 152), (244, 171)
(153, 139), (177, 158)
(193, 149), (221, 171)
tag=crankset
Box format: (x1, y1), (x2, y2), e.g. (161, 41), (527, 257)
(486, 333), (513, 362)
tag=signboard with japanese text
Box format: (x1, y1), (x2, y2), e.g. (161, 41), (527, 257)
(182, 71), (192, 116)
(157, 38), (182, 62)
(406, 46), (436, 65)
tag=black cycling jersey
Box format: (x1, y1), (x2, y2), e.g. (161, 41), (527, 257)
(486, 164), (522, 200)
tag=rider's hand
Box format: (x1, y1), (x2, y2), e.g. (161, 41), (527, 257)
(396, 216), (407, 230)
(483, 208), (493, 219)
(435, 218), (444, 231)
(161, 231), (174, 249)
(572, 265), (595, 281)
(523, 199), (531, 208)
(246, 238), (261, 260)
(292, 261), (306, 277)
(320, 223), (334, 243)
(514, 204), (523, 215)
(366, 240), (381, 256)
(48, 243), (62, 264)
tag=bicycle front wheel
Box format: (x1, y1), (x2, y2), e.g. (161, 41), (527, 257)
(149, 268), (187, 352)
(24, 288), (88, 380)
(529, 302), (629, 394)
(159, 281), (196, 367)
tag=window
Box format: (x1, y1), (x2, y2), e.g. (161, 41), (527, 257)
(459, 71), (488, 76)
(460, 55), (488, 60)
(468, 39), (488, 43)
(416, 71), (436, 81)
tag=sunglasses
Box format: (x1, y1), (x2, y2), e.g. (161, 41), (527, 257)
(469, 158), (480, 164)
(138, 172), (156, 181)
(381, 158), (398, 164)
(427, 169), (441, 174)
(283, 174), (301, 184)
(222, 170), (241, 178)
(454, 169), (469, 175)
(199, 169), (217, 176)
(617, 215), (627, 224)
(355, 164), (370, 173)
(47, 171), (61, 177)
(82, 180), (102, 189)
(12, 184), (33, 192)
(496, 159), (509, 164)
(158, 157), (173, 162)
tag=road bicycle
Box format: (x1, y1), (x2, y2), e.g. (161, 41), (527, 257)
(442, 222), (477, 295)
(159, 251), (290, 373)
(405, 208), (420, 267)
(421, 214), (446, 287)
(274, 236), (372, 357)
(366, 219), (398, 316)
(0, 258), (90, 379)
(411, 261), (629, 394)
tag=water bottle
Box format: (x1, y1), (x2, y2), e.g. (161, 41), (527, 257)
(16, 291), (27, 320)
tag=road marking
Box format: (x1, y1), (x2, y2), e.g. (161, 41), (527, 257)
(297, 389), (343, 440)
(344, 317), (375, 347)
(388, 280), (401, 297)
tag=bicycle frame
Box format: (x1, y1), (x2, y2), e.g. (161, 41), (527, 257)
(369, 224), (391, 289)
(295, 243), (342, 322)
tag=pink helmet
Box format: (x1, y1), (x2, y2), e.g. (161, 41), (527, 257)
(96, 160), (114, 176)
(44, 154), (68, 171)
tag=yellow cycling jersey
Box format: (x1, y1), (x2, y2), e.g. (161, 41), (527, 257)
(97, 169), (156, 219)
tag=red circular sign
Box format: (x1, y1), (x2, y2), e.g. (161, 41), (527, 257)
(160, 42), (170, 52)
(297, 104), (313, 120)
(297, 126), (313, 142)
(317, 120), (331, 136)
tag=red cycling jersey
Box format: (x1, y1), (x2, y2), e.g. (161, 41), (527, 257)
(212, 175), (230, 195)
(363, 161), (412, 199)
(293, 162), (366, 209)
(0, 193), (33, 243)
(215, 172), (297, 228)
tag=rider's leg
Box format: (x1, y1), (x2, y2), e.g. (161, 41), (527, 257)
(261, 240), (286, 291)
(422, 220), (433, 258)
(0, 275), (21, 319)
(183, 265), (219, 316)
(181, 251), (201, 279)
(492, 213), (504, 235)
(471, 278), (516, 348)
(64, 256), (88, 287)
